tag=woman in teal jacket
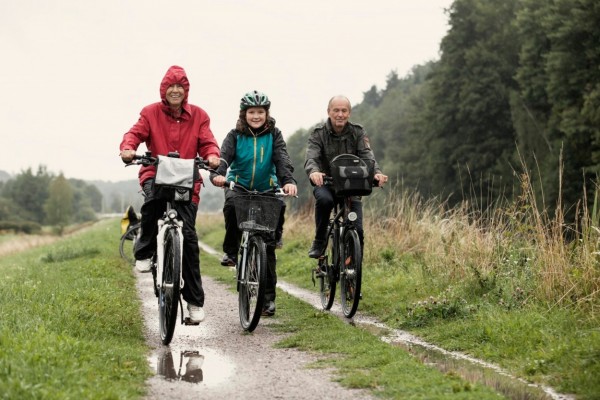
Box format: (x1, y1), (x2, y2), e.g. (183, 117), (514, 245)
(211, 90), (297, 316)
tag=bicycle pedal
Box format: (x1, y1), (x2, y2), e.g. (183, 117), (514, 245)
(184, 317), (200, 326)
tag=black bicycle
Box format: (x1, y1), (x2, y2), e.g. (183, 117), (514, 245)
(127, 152), (214, 344)
(312, 154), (377, 318)
(230, 183), (287, 331)
(119, 221), (140, 265)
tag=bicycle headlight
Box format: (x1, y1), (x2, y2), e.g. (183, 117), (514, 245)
(348, 211), (358, 222)
(167, 210), (178, 220)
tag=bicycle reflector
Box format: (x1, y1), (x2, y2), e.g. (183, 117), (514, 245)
(348, 211), (358, 222)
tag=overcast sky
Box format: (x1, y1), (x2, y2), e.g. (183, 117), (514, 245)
(0, 0), (452, 182)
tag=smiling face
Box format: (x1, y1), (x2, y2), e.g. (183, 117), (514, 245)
(165, 84), (185, 108)
(245, 107), (267, 129)
(327, 97), (351, 133)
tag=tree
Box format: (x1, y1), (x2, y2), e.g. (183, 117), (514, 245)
(44, 174), (74, 235)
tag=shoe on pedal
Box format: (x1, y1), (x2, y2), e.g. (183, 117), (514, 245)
(308, 240), (325, 258)
(262, 301), (276, 317)
(220, 254), (237, 267)
(135, 258), (152, 273)
(187, 304), (205, 323)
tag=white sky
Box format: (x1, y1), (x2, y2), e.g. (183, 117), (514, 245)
(0, 0), (451, 182)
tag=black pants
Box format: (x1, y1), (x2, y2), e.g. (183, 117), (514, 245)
(135, 179), (205, 307)
(313, 186), (364, 246)
(222, 188), (285, 302)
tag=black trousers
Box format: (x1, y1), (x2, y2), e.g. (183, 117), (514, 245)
(222, 188), (285, 302)
(135, 179), (205, 307)
(312, 186), (364, 246)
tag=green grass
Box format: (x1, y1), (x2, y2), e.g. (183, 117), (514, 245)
(0, 219), (150, 399)
(199, 215), (600, 399)
(198, 236), (503, 399)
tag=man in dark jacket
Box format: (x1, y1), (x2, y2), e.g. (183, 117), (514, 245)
(304, 95), (388, 258)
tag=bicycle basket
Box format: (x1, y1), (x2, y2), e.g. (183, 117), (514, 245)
(154, 156), (195, 201)
(330, 154), (375, 196)
(233, 194), (282, 232)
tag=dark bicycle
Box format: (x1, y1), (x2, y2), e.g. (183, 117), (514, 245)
(230, 183), (287, 332)
(312, 154), (377, 318)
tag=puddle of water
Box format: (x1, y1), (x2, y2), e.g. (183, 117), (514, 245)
(149, 347), (235, 387)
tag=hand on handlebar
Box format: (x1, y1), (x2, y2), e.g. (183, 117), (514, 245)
(309, 171), (326, 187)
(374, 173), (388, 187)
(212, 175), (227, 187)
(283, 183), (298, 197)
(120, 149), (136, 164)
(207, 156), (221, 170)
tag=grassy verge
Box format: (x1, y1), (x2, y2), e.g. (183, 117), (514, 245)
(0, 219), (150, 399)
(197, 228), (503, 399)
(198, 210), (599, 399)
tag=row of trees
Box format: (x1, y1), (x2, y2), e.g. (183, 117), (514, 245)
(285, 0), (599, 223)
(0, 166), (102, 234)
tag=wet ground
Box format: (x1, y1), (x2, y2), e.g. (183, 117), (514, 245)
(136, 243), (574, 400)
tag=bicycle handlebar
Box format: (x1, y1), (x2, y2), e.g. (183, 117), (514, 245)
(125, 151), (223, 174)
(228, 181), (293, 198)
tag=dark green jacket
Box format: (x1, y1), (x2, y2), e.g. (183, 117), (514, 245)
(304, 119), (382, 177)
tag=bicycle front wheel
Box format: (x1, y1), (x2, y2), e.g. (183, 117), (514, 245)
(159, 228), (181, 345)
(119, 223), (140, 266)
(318, 236), (337, 311)
(239, 235), (267, 332)
(340, 229), (362, 318)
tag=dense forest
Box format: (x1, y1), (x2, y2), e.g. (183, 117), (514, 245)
(286, 0), (600, 224)
(2, 0), (598, 232)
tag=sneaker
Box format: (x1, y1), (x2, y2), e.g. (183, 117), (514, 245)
(187, 304), (205, 323)
(220, 254), (237, 267)
(262, 301), (276, 317)
(308, 240), (325, 258)
(135, 258), (152, 273)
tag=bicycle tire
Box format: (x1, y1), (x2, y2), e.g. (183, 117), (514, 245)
(159, 228), (181, 344)
(239, 235), (267, 332)
(340, 229), (362, 318)
(119, 223), (140, 265)
(318, 234), (337, 310)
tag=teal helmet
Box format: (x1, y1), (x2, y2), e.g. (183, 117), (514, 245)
(240, 90), (271, 110)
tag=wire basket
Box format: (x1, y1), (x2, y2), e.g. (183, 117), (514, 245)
(233, 194), (282, 232)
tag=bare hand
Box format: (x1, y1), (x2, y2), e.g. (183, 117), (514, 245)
(120, 149), (136, 163)
(374, 173), (388, 187)
(212, 175), (227, 187)
(207, 156), (221, 169)
(309, 171), (326, 187)
(283, 183), (298, 197)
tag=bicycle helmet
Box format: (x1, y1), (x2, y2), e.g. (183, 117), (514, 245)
(240, 90), (271, 110)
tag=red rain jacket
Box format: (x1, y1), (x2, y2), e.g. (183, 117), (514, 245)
(120, 66), (220, 204)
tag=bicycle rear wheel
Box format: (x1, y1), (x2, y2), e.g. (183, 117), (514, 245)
(340, 229), (361, 318)
(239, 235), (267, 332)
(119, 223), (140, 265)
(318, 236), (337, 310)
(159, 228), (181, 344)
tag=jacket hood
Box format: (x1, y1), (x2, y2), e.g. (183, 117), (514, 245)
(159, 65), (190, 105)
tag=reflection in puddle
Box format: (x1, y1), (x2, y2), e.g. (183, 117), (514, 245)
(354, 319), (573, 400)
(150, 347), (235, 387)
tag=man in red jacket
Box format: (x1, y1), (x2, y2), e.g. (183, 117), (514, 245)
(120, 65), (220, 323)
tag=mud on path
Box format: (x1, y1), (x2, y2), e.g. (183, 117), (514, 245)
(136, 266), (376, 400)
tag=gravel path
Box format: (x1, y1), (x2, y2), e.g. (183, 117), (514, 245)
(136, 262), (376, 399)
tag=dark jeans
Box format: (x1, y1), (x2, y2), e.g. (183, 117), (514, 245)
(313, 185), (364, 246)
(135, 179), (205, 307)
(222, 188), (285, 302)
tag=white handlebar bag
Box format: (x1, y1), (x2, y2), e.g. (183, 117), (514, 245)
(154, 156), (195, 202)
